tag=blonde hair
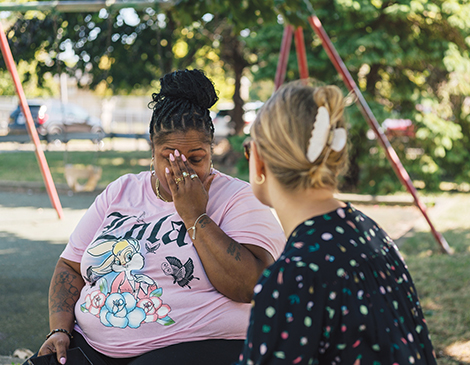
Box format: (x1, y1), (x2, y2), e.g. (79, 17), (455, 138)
(251, 81), (348, 191)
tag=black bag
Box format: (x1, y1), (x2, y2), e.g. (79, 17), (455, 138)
(27, 348), (93, 365)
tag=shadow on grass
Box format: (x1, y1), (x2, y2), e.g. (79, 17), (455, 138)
(0, 150), (151, 187)
(0, 191), (98, 210)
(400, 228), (470, 365)
(0, 231), (64, 356)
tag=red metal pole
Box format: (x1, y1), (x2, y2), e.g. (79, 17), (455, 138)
(275, 24), (294, 90)
(307, 15), (451, 254)
(0, 21), (64, 219)
(294, 27), (309, 80)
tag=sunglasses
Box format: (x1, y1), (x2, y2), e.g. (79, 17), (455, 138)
(243, 139), (252, 161)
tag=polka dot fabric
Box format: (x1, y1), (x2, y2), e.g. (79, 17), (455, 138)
(236, 203), (436, 365)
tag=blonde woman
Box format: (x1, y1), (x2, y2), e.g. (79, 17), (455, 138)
(237, 81), (437, 364)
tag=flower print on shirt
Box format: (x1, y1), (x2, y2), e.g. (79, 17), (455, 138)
(80, 237), (175, 328)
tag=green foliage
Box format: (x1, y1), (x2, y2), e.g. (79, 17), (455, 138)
(0, 70), (16, 96)
(247, 0), (470, 194)
(2, 0), (470, 193)
(228, 134), (250, 181)
(172, 0), (278, 31)
(2, 9), (197, 93)
(0, 1), (281, 133)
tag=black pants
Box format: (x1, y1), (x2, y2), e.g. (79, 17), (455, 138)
(26, 330), (244, 365)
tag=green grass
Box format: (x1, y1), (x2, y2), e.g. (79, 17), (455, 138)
(0, 149), (153, 188)
(0, 147), (238, 188)
(398, 193), (470, 364)
(1, 149), (469, 363)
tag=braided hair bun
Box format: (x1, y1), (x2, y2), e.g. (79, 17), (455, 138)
(149, 69), (218, 142)
(160, 69), (218, 109)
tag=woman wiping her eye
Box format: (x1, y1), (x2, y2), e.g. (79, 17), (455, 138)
(236, 80), (437, 364)
(26, 69), (285, 365)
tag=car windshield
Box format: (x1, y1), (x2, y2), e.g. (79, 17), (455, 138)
(14, 105), (41, 124)
(66, 104), (89, 119)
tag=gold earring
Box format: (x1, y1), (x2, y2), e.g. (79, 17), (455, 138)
(150, 157), (155, 176)
(255, 174), (265, 185)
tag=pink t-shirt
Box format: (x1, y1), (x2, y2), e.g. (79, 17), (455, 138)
(61, 170), (285, 357)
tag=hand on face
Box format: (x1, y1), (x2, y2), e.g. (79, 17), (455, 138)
(165, 149), (215, 225)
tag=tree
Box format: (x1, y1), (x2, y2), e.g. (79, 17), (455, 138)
(2, 8), (202, 92)
(245, 0), (470, 193)
(3, 0), (470, 192)
(1, 1), (281, 134)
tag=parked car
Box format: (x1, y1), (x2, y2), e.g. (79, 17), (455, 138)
(8, 100), (105, 143)
(382, 118), (415, 138)
(366, 118), (416, 141)
(211, 102), (235, 140)
(241, 101), (264, 135)
(211, 101), (264, 139)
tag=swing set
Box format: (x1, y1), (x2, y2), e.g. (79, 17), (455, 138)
(0, 0), (452, 253)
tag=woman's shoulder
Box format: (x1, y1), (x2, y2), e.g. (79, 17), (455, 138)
(108, 171), (148, 187)
(211, 170), (250, 195)
(99, 171), (149, 199)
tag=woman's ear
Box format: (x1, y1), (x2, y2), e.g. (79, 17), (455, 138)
(249, 141), (272, 207)
(251, 142), (265, 178)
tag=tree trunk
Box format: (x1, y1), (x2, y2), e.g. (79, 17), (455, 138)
(219, 26), (249, 135)
(232, 62), (245, 135)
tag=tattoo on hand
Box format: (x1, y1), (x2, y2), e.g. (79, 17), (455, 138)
(50, 270), (80, 315)
(227, 241), (242, 261)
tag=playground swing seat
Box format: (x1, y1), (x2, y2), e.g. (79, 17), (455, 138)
(63, 143), (102, 193)
(64, 163), (102, 192)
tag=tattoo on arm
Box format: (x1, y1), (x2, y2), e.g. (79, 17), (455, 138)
(227, 241), (242, 261)
(195, 215), (242, 261)
(49, 270), (81, 315)
(198, 215), (211, 228)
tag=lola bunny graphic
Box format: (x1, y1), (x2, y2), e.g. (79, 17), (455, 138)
(86, 238), (156, 297)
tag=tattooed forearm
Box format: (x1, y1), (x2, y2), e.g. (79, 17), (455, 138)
(49, 270), (81, 315)
(198, 215), (211, 229)
(227, 241), (242, 261)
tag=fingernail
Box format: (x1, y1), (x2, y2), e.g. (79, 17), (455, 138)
(181, 154), (187, 162)
(169, 153), (175, 161)
(60, 357), (66, 364)
(165, 167), (170, 174)
(174, 149), (180, 157)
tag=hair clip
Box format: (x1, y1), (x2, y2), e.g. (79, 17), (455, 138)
(306, 106), (347, 163)
(329, 128), (347, 152)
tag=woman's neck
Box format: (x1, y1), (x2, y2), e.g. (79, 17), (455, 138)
(152, 174), (173, 202)
(269, 181), (345, 239)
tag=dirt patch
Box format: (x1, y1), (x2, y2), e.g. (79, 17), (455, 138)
(353, 204), (422, 241)
(445, 340), (470, 362)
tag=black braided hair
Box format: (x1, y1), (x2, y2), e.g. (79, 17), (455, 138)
(148, 69), (218, 144)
